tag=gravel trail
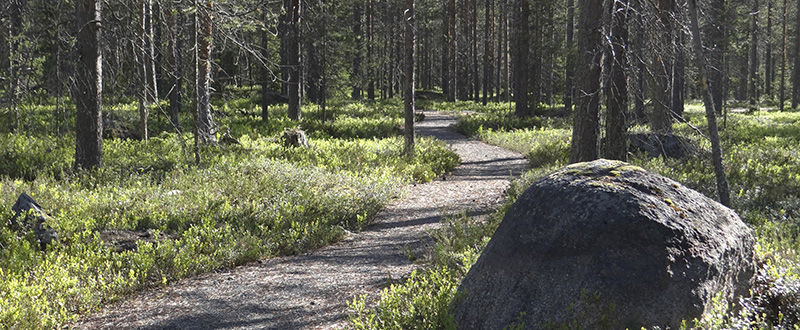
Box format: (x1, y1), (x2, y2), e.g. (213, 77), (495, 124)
(74, 111), (529, 330)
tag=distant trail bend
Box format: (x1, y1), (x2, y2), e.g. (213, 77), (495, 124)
(74, 110), (529, 330)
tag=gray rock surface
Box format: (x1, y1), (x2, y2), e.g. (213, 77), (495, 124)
(10, 192), (58, 249)
(628, 132), (698, 159)
(452, 159), (755, 329)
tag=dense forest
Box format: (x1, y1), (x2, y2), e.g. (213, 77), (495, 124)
(2, 0), (800, 328)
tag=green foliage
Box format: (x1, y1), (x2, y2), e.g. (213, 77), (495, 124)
(351, 108), (800, 329)
(0, 98), (459, 329)
(348, 268), (459, 330)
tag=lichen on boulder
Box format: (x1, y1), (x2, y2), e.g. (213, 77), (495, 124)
(452, 159), (755, 329)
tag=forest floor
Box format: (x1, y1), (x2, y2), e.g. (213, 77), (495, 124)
(73, 111), (529, 330)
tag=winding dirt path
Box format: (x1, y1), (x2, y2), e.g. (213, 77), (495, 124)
(74, 111), (529, 330)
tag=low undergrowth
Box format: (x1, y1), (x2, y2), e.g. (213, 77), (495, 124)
(0, 98), (459, 329)
(350, 106), (800, 329)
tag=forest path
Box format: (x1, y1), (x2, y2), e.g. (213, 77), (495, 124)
(75, 111), (529, 330)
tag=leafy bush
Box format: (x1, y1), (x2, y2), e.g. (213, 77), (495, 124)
(0, 98), (460, 329)
(350, 108), (800, 330)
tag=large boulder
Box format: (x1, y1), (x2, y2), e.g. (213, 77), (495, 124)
(452, 159), (755, 329)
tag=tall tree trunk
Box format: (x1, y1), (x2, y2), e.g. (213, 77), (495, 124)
(648, 0), (675, 133)
(780, 0), (787, 111)
(261, 12), (271, 122)
(569, 0), (602, 163)
(512, 0), (530, 116)
(564, 0), (575, 112)
(353, 3), (363, 100)
(447, 0), (457, 101)
(687, 0), (731, 206)
(74, 0), (103, 170)
(404, 0), (415, 156)
(167, 0), (183, 130)
(195, 0), (216, 145)
(707, 0), (727, 114)
(367, 0), (375, 100)
(482, 0), (494, 105)
(285, 0), (301, 119)
(672, 31), (685, 117)
(631, 0), (646, 122)
(139, 0), (157, 141)
(471, 0), (479, 101)
(605, 0), (629, 161)
(749, 0), (759, 111)
(441, 0), (450, 99)
(766, 0), (773, 98)
(793, 0), (800, 109)
(7, 0), (24, 131)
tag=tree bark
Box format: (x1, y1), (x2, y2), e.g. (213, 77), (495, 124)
(707, 0), (727, 114)
(648, 0), (675, 133)
(447, 0), (456, 102)
(7, 0), (25, 132)
(404, 0), (415, 156)
(261, 11), (270, 122)
(139, 0), (157, 141)
(285, 0), (301, 119)
(687, 0), (731, 206)
(471, 0), (479, 102)
(568, 0), (602, 163)
(793, 0), (800, 109)
(74, 0), (103, 170)
(195, 0), (216, 145)
(482, 0), (494, 105)
(766, 0), (773, 97)
(672, 31), (685, 117)
(780, 0), (786, 111)
(749, 0), (759, 111)
(367, 0), (375, 100)
(605, 0), (629, 161)
(564, 0), (575, 112)
(353, 3), (363, 100)
(512, 0), (530, 117)
(167, 0), (183, 130)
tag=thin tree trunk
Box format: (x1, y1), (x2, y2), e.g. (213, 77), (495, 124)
(648, 0), (675, 133)
(793, 0), (800, 109)
(569, 0), (602, 163)
(708, 0), (727, 114)
(353, 3), (363, 100)
(605, 0), (629, 161)
(447, 0), (457, 101)
(512, 0), (530, 116)
(195, 0), (216, 145)
(404, 0), (415, 156)
(687, 0), (731, 206)
(167, 0), (183, 130)
(471, 0), (479, 102)
(7, 0), (24, 131)
(749, 0), (759, 111)
(441, 0), (450, 99)
(766, 0), (773, 97)
(780, 0), (787, 111)
(672, 31), (685, 117)
(74, 0), (103, 170)
(483, 0), (494, 105)
(564, 0), (575, 112)
(261, 12), (270, 122)
(367, 0), (375, 100)
(139, 0), (157, 141)
(286, 0), (301, 119)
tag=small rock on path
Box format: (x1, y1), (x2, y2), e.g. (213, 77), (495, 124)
(74, 111), (529, 330)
